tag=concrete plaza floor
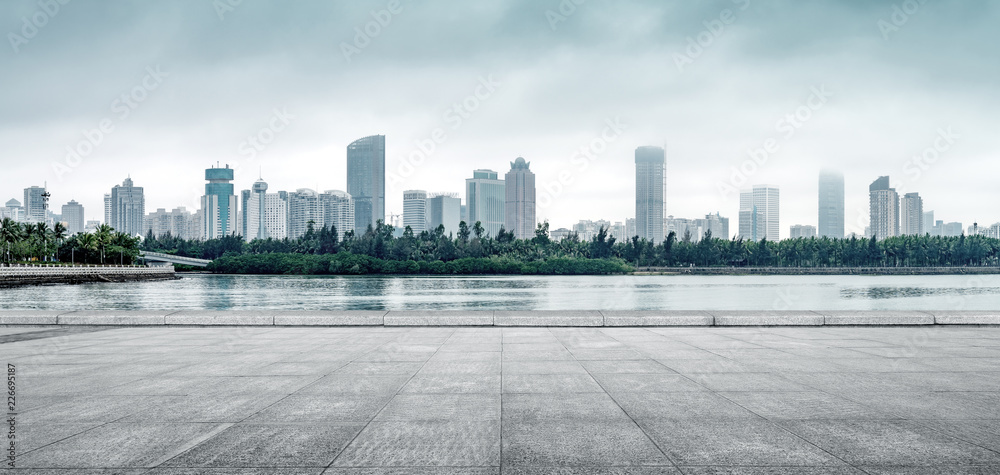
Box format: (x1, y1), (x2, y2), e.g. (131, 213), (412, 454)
(3, 325), (1000, 473)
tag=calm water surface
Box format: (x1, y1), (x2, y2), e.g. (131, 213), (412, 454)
(2, 274), (1000, 310)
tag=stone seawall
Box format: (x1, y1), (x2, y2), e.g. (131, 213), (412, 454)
(0, 265), (176, 287)
(1, 310), (998, 326)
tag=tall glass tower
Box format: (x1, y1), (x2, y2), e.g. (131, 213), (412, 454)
(635, 146), (665, 243)
(110, 177), (145, 236)
(818, 169), (844, 239)
(505, 157), (536, 240)
(347, 135), (385, 232)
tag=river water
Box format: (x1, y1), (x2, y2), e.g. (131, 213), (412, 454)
(1, 274), (999, 311)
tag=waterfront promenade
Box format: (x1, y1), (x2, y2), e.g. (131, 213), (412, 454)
(3, 320), (1000, 472)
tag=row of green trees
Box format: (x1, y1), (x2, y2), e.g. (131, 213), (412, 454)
(140, 219), (1000, 274)
(0, 218), (141, 265)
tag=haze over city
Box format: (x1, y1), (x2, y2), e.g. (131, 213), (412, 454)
(3, 0), (998, 239)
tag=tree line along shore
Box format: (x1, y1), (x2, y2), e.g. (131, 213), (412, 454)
(141, 220), (1000, 275)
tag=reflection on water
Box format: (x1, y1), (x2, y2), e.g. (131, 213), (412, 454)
(1, 274), (999, 311)
(841, 286), (1000, 300)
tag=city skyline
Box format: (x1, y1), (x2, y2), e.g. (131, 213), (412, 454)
(2, 2), (997, 240)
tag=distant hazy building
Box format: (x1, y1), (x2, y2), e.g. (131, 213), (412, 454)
(319, 190), (354, 237)
(427, 193), (461, 236)
(697, 213), (729, 240)
(23, 186), (47, 224)
(900, 192), (924, 236)
(666, 216), (700, 241)
(573, 219), (612, 242)
(790, 224), (817, 239)
(818, 169), (844, 239)
(550, 227), (572, 241)
(1, 199), (24, 222)
(739, 185), (780, 241)
(466, 169), (505, 238)
(922, 211), (935, 235)
(943, 221), (963, 237)
(505, 157), (536, 240)
(403, 190), (428, 234)
(103, 194), (111, 225)
(110, 178), (145, 236)
(868, 176), (899, 240)
(60, 200), (85, 235)
(609, 221), (626, 242)
(201, 165), (237, 239)
(635, 146), (665, 243)
(625, 218), (636, 239)
(347, 135), (385, 232)
(240, 179), (289, 241)
(145, 207), (193, 239)
(84, 220), (100, 233)
(287, 189), (322, 240)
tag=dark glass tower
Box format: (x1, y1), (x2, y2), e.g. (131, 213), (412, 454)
(347, 135), (385, 232)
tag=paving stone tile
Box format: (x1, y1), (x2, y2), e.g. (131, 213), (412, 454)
(163, 423), (364, 468)
(18, 423), (221, 468)
(592, 373), (706, 392)
(247, 394), (392, 422)
(719, 391), (896, 420)
(504, 361), (588, 374)
(779, 419), (1000, 466)
(333, 420), (500, 467)
(400, 373), (500, 393)
(502, 420), (669, 467)
(298, 374), (411, 394)
(375, 393), (500, 421)
(614, 391), (758, 420)
(503, 373), (604, 393)
(502, 392), (630, 422)
(641, 418), (845, 466)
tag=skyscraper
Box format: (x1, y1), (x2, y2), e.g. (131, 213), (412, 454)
(900, 192), (923, 236)
(286, 189), (353, 239)
(61, 200), (85, 235)
(319, 190), (354, 237)
(505, 157), (536, 240)
(23, 186), (47, 224)
(922, 210), (934, 235)
(403, 190), (428, 234)
(790, 224), (817, 239)
(869, 176), (899, 240)
(103, 194), (111, 225)
(738, 185), (780, 241)
(635, 146), (665, 243)
(465, 169), (505, 238)
(818, 169), (844, 239)
(427, 193), (462, 236)
(110, 177), (145, 236)
(201, 165), (237, 239)
(240, 178), (289, 241)
(347, 135), (385, 232)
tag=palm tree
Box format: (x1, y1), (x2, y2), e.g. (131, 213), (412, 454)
(77, 232), (98, 264)
(95, 224), (114, 264)
(0, 218), (21, 264)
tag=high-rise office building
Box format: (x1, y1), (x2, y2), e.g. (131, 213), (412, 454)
(240, 179), (289, 241)
(900, 192), (923, 236)
(23, 186), (47, 224)
(201, 165), (237, 239)
(347, 135), (385, 232)
(466, 169), (505, 238)
(818, 169), (844, 239)
(869, 176), (899, 240)
(625, 218), (636, 240)
(427, 193), (461, 236)
(790, 224), (817, 239)
(505, 157), (536, 240)
(402, 190), (428, 234)
(110, 177), (145, 236)
(60, 200), (85, 235)
(738, 185), (780, 241)
(698, 213), (730, 240)
(635, 146), (665, 243)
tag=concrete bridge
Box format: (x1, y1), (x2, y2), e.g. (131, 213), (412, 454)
(141, 251), (213, 267)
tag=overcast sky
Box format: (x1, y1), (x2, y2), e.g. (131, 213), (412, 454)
(2, 0), (998, 239)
